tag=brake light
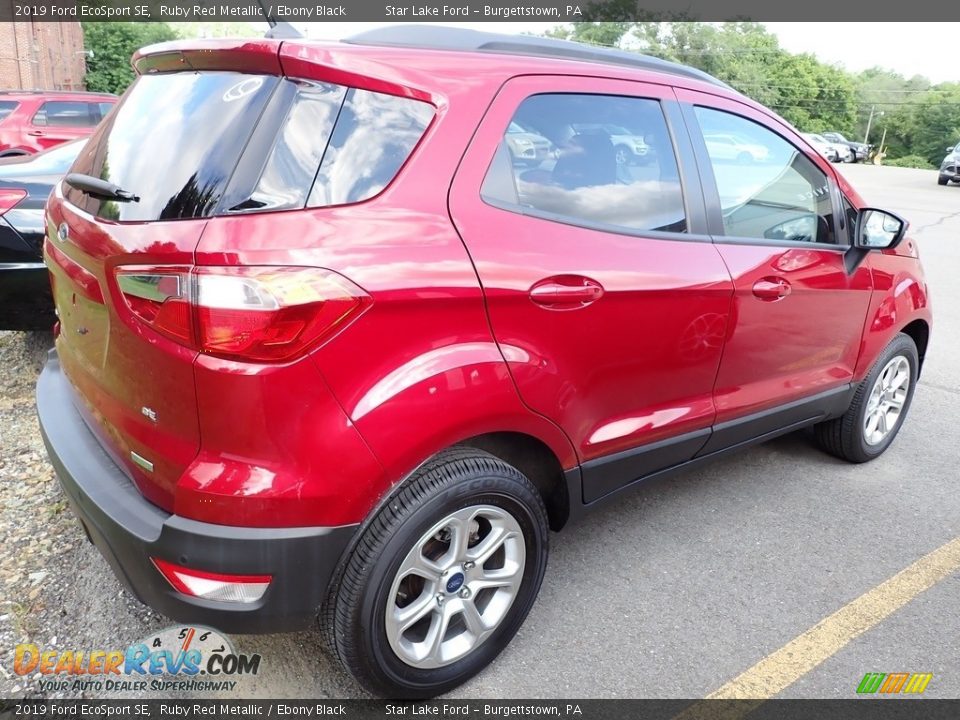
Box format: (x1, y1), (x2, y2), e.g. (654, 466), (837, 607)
(151, 558), (271, 604)
(0, 188), (26, 216)
(115, 266), (369, 362)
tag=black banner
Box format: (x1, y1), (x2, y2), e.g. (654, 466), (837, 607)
(2, 700), (960, 720)
(1, 0), (959, 22)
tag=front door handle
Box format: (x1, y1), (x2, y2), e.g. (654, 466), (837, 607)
(752, 277), (791, 301)
(26, 130), (44, 137)
(529, 275), (604, 309)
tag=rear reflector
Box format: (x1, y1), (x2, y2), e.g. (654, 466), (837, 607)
(0, 188), (26, 216)
(152, 558), (271, 604)
(114, 265), (370, 362)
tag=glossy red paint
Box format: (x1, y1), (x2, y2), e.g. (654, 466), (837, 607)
(43, 37), (931, 533)
(45, 184), (203, 511)
(449, 75), (733, 462)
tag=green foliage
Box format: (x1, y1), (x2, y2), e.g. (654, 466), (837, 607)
(542, 21), (953, 163)
(883, 155), (935, 169)
(82, 22), (179, 95)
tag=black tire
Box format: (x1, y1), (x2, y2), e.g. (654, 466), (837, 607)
(814, 333), (918, 463)
(322, 448), (549, 698)
(938, 175), (949, 186)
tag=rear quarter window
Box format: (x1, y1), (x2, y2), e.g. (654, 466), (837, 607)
(307, 89), (434, 207)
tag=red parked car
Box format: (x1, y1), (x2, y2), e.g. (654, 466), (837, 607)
(37, 28), (931, 697)
(0, 90), (116, 157)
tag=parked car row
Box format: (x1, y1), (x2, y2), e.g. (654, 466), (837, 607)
(0, 139), (84, 329)
(32, 27), (929, 699)
(822, 132), (871, 163)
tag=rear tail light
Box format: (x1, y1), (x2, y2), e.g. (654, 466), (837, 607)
(152, 558), (271, 604)
(115, 266), (369, 362)
(0, 188), (26, 216)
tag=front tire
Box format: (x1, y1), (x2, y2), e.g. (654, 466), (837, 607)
(814, 333), (918, 463)
(938, 175), (949, 186)
(323, 449), (549, 698)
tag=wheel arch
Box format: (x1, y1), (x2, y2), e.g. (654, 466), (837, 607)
(900, 318), (930, 374)
(456, 431), (570, 531)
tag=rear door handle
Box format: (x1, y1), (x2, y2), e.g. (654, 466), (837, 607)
(529, 276), (604, 309)
(752, 277), (791, 301)
(26, 130), (44, 137)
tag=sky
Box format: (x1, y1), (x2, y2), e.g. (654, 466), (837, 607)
(281, 22), (956, 84)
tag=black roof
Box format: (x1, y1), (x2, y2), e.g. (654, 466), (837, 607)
(344, 25), (730, 90)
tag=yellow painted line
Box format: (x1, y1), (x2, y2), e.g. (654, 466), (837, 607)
(675, 535), (960, 720)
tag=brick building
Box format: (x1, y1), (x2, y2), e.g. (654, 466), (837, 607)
(0, 22), (86, 91)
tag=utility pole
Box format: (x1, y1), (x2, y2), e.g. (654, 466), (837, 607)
(864, 106), (884, 147)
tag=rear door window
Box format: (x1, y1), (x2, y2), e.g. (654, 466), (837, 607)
(33, 101), (94, 127)
(481, 93), (687, 234)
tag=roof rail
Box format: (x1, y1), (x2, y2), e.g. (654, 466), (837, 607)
(0, 89), (117, 96)
(344, 25), (731, 90)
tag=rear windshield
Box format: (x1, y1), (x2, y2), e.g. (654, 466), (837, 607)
(65, 71), (434, 223)
(0, 101), (17, 123)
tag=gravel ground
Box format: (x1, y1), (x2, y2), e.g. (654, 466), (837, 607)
(0, 331), (174, 699)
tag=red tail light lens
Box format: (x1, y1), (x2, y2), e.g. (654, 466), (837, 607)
(0, 188), (27, 216)
(115, 266), (369, 362)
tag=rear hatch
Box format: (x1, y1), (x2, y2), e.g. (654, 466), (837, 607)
(46, 68), (281, 510)
(46, 42), (436, 513)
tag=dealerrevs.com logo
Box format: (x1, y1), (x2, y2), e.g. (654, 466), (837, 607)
(13, 625), (261, 693)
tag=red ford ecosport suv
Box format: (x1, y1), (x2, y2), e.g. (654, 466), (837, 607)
(0, 90), (117, 157)
(37, 27), (931, 697)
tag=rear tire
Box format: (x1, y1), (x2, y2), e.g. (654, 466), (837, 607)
(323, 448), (549, 698)
(814, 333), (918, 463)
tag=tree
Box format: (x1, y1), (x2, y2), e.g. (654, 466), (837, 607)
(544, 22), (859, 139)
(82, 22), (179, 95)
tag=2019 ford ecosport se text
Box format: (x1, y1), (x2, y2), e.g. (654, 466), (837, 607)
(37, 27), (931, 698)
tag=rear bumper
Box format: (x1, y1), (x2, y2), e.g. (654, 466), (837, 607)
(37, 350), (357, 633)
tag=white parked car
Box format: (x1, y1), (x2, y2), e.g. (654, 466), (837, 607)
(703, 132), (769, 163)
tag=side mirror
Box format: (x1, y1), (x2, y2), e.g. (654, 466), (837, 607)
(854, 208), (907, 250)
(948, 146), (955, 153)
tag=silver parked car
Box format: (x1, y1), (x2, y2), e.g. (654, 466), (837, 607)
(938, 142), (960, 186)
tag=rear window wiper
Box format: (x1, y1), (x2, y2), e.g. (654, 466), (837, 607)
(64, 173), (140, 202)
